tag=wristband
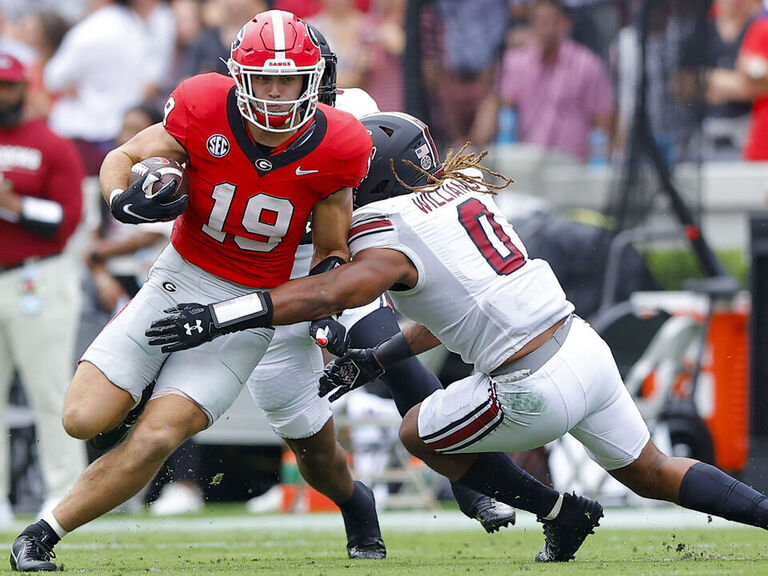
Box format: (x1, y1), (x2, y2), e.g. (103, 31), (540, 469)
(373, 332), (414, 368)
(109, 188), (124, 206)
(309, 255), (346, 276)
(211, 290), (274, 330)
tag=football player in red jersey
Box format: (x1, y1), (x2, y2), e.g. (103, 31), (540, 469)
(11, 11), (383, 573)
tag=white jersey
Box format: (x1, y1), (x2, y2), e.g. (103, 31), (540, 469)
(348, 172), (574, 374)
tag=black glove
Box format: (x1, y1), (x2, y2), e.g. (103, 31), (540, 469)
(146, 291), (274, 353)
(310, 317), (350, 357)
(145, 303), (220, 353)
(109, 171), (188, 224)
(318, 348), (384, 402)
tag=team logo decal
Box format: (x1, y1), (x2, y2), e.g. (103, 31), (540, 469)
(415, 143), (432, 170)
(207, 134), (230, 158)
(255, 158), (273, 171)
(162, 281), (177, 293)
(184, 320), (203, 336)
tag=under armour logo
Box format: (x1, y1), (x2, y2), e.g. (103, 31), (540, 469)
(184, 320), (203, 336)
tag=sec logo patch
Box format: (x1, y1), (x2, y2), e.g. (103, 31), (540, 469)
(207, 134), (230, 158)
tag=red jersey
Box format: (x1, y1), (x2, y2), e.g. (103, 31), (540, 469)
(163, 73), (372, 287)
(0, 119), (84, 265)
(741, 17), (768, 161)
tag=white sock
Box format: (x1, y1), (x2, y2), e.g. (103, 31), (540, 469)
(542, 493), (564, 521)
(41, 512), (68, 539)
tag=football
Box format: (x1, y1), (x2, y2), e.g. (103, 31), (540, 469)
(129, 156), (190, 200)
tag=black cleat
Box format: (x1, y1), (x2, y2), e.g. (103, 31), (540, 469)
(88, 381), (155, 451)
(10, 528), (57, 572)
(343, 481), (386, 559)
(535, 492), (603, 562)
(474, 497), (516, 533)
(347, 537), (387, 560)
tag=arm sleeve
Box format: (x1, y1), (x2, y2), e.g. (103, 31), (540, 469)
(348, 208), (399, 256)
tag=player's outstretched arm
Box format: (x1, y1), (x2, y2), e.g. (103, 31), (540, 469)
(145, 248), (414, 353)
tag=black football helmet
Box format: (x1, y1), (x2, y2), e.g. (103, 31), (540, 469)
(306, 23), (337, 106)
(355, 112), (442, 209)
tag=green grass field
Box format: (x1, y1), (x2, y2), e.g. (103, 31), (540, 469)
(2, 506), (767, 575)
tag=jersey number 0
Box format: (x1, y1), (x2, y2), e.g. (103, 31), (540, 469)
(457, 198), (525, 275)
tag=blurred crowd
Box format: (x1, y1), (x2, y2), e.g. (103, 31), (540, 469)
(2, 0), (768, 166)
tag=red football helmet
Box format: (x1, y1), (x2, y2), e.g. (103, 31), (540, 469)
(227, 10), (325, 133)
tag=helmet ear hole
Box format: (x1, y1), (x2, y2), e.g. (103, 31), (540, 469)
(373, 180), (389, 196)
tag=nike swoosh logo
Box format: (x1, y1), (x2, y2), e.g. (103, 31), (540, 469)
(295, 166), (319, 176)
(122, 204), (154, 222)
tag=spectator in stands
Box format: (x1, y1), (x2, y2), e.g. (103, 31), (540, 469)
(184, 0), (266, 77)
(273, 0), (371, 19)
(309, 0), (370, 89)
(0, 54), (87, 526)
(355, 0), (406, 112)
(471, 0), (613, 164)
(131, 0), (176, 107)
(163, 0), (203, 94)
(11, 10), (69, 120)
(687, 0), (764, 160)
(42, 0), (150, 176)
(704, 1), (768, 160)
(430, 0), (508, 150)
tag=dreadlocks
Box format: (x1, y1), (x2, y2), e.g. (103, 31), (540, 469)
(391, 142), (514, 195)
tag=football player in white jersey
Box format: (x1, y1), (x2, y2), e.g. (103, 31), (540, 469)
(148, 111), (768, 563)
(247, 24), (516, 534)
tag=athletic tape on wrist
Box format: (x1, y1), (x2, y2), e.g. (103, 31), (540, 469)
(211, 291), (273, 329)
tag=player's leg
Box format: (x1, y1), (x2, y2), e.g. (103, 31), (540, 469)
(610, 440), (768, 528)
(559, 318), (768, 527)
(283, 418), (353, 502)
(62, 362), (136, 438)
(344, 303), (517, 532)
(12, 247), (274, 571)
(400, 401), (602, 563)
(282, 418), (385, 559)
(57, 395), (208, 530)
(400, 319), (609, 562)
(11, 394), (209, 572)
(247, 322), (385, 559)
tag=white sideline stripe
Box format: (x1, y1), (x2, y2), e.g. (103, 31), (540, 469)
(0, 507), (754, 537)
